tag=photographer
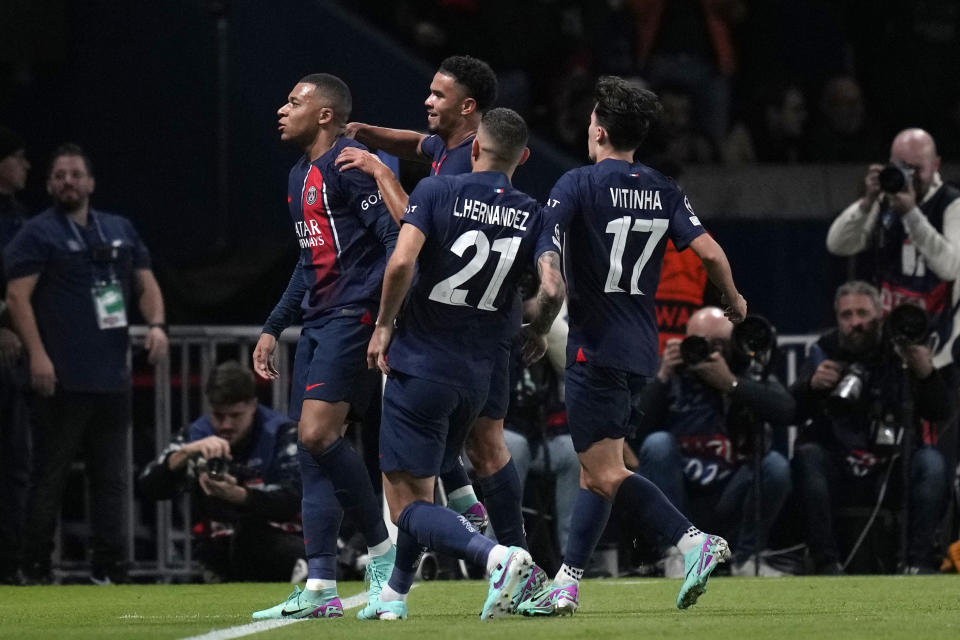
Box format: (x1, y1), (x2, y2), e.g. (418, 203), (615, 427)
(139, 361), (303, 582)
(791, 281), (950, 574)
(826, 128), (960, 371)
(633, 306), (795, 577)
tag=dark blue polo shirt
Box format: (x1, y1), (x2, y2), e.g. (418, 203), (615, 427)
(3, 207), (151, 392)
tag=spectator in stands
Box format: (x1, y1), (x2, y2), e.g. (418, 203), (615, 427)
(0, 125), (31, 585)
(632, 306), (795, 577)
(723, 82), (808, 165)
(652, 84), (715, 165)
(633, 0), (745, 154)
(4, 143), (169, 584)
(805, 75), (883, 162)
(791, 281), (950, 574)
(139, 361), (303, 582)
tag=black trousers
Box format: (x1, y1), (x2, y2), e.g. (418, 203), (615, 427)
(21, 390), (130, 571)
(0, 359), (31, 575)
(197, 521), (304, 582)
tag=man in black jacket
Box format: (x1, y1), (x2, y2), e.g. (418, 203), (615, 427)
(792, 281), (950, 574)
(633, 306), (795, 577)
(139, 361), (303, 581)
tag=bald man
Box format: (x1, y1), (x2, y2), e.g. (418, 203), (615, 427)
(827, 128), (960, 371)
(632, 306), (795, 577)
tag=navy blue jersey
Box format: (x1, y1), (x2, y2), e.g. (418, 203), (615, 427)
(285, 137), (397, 326)
(388, 171), (558, 390)
(3, 208), (150, 392)
(421, 134), (474, 176)
(546, 159), (705, 375)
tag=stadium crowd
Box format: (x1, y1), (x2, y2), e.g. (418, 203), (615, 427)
(1, 1), (960, 626)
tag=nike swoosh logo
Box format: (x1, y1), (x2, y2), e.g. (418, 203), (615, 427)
(280, 607), (308, 617)
(305, 383), (325, 391)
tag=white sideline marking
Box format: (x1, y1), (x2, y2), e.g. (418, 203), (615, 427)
(177, 590), (369, 640)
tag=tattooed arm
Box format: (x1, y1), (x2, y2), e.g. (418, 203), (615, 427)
(520, 250), (566, 364)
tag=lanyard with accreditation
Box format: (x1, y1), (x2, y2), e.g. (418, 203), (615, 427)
(65, 212), (128, 330)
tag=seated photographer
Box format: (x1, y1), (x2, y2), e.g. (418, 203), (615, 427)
(633, 306), (795, 577)
(139, 361), (303, 582)
(791, 281), (951, 574)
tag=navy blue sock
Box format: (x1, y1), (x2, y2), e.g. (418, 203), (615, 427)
(387, 528), (422, 595)
(397, 501), (494, 568)
(563, 488), (612, 570)
(478, 459), (526, 548)
(314, 437), (389, 547)
(439, 462), (472, 496)
(298, 443), (343, 579)
(613, 473), (693, 547)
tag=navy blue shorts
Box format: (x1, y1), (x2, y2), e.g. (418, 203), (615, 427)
(564, 362), (650, 452)
(289, 315), (377, 421)
(379, 371), (487, 478)
(478, 338), (511, 420)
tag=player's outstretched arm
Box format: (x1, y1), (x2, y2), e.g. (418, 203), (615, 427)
(345, 122), (427, 162)
(688, 234), (747, 322)
(368, 224), (427, 374)
(521, 250), (566, 364)
(336, 147), (409, 225)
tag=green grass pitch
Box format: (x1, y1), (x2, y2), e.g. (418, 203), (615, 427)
(1, 577), (958, 639)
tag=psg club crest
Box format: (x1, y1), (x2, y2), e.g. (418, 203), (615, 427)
(306, 185), (318, 205)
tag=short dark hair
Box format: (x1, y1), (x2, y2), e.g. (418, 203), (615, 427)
(594, 76), (662, 151)
(479, 107), (528, 162)
(48, 143), (94, 178)
(438, 55), (498, 112)
(205, 361), (257, 407)
(298, 73), (352, 124)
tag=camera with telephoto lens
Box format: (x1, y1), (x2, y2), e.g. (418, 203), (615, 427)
(827, 362), (868, 414)
(680, 335), (711, 366)
(196, 456), (229, 479)
(731, 315), (777, 374)
(885, 302), (930, 346)
(877, 163), (915, 194)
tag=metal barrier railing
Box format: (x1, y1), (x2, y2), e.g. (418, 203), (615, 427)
(52, 325), (821, 582)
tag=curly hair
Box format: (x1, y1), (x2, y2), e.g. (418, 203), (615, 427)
(593, 76), (662, 151)
(438, 55), (498, 112)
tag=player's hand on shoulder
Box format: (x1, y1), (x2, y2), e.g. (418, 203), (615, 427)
(657, 338), (683, 382)
(344, 122), (362, 139)
(722, 292), (747, 323)
(519, 324), (548, 365)
(253, 333), (279, 380)
(335, 146), (383, 177)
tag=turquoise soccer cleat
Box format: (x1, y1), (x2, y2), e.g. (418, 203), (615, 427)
(480, 546), (534, 620)
(364, 545), (396, 606)
(677, 534), (731, 610)
(357, 597), (408, 620)
(251, 586), (343, 620)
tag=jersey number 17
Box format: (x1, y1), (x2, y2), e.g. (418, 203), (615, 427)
(604, 216), (668, 294)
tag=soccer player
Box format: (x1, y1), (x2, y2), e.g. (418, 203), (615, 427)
(361, 107), (565, 620)
(249, 74), (398, 620)
(518, 76), (748, 617)
(341, 55), (529, 551)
